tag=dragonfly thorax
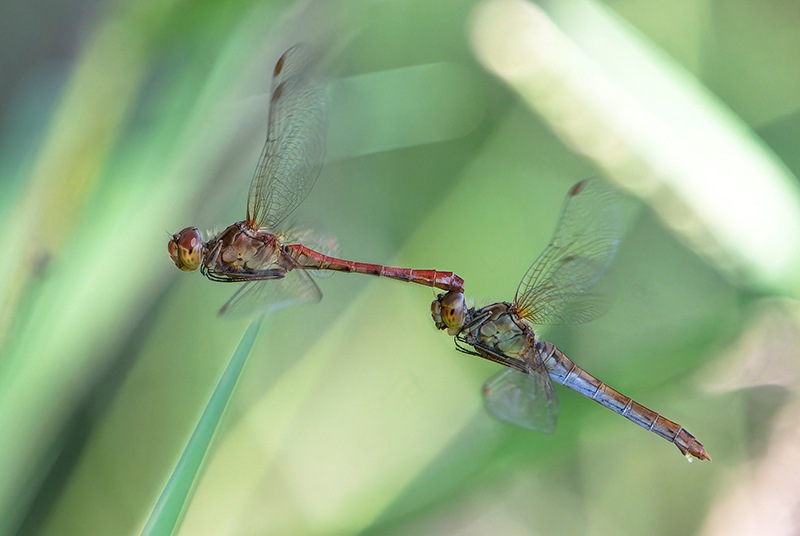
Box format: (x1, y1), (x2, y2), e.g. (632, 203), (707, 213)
(205, 222), (286, 275)
(466, 303), (530, 358)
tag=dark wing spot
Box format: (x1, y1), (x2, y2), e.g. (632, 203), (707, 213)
(272, 82), (285, 103)
(569, 180), (587, 197)
(274, 52), (287, 76)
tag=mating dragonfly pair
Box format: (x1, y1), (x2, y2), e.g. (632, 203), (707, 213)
(168, 45), (710, 462)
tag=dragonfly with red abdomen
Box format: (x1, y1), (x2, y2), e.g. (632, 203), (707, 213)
(431, 178), (710, 461)
(168, 45), (464, 316)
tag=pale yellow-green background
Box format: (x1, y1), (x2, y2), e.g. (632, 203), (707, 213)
(2, 0), (799, 534)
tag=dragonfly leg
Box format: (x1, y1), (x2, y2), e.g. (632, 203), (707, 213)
(205, 267), (287, 283)
(457, 338), (529, 375)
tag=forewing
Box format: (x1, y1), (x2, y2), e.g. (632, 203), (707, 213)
(514, 178), (621, 325)
(218, 267), (322, 317)
(482, 368), (559, 434)
(247, 44), (329, 229)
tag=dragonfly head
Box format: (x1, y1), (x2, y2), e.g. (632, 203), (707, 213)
(431, 290), (467, 336)
(168, 227), (204, 272)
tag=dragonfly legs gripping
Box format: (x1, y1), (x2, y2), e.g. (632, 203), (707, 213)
(454, 336), (529, 375)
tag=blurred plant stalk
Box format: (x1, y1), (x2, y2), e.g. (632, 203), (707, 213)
(471, 0), (800, 297)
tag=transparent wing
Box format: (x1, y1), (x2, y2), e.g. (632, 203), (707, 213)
(514, 178), (621, 325)
(218, 265), (322, 317)
(246, 44), (329, 229)
(482, 368), (559, 434)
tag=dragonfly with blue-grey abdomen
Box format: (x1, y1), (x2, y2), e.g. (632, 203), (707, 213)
(431, 178), (710, 461)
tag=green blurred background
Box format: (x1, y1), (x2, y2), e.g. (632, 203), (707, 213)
(2, 0), (800, 534)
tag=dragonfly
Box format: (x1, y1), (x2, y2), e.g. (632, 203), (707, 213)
(431, 178), (710, 461)
(168, 45), (464, 315)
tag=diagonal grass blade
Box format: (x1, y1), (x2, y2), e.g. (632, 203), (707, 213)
(141, 318), (263, 536)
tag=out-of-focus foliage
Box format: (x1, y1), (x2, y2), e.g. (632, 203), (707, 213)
(1, 0), (799, 535)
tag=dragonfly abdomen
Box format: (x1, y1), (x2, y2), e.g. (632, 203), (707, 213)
(284, 243), (464, 292)
(539, 342), (711, 461)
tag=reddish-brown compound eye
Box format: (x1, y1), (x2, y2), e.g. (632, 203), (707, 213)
(168, 227), (204, 271)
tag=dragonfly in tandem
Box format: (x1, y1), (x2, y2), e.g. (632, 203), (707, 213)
(431, 178), (710, 461)
(168, 45), (464, 315)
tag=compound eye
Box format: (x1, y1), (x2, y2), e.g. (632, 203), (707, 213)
(439, 290), (467, 331)
(168, 227), (203, 271)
